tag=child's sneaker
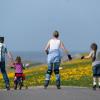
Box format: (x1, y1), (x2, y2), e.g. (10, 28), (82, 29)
(93, 85), (96, 90)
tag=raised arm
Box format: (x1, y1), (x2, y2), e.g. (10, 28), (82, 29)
(7, 51), (14, 62)
(81, 51), (93, 59)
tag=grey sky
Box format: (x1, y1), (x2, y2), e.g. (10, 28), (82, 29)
(0, 0), (100, 51)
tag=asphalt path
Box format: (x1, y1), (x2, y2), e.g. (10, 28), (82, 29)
(0, 86), (100, 100)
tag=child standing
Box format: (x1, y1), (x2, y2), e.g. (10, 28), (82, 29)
(11, 56), (25, 90)
(81, 43), (100, 90)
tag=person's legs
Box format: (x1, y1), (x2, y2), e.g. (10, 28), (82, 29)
(44, 63), (53, 88)
(93, 77), (97, 90)
(0, 62), (10, 90)
(93, 77), (97, 85)
(96, 64), (100, 88)
(54, 62), (61, 89)
(14, 76), (18, 90)
(93, 77), (97, 86)
(98, 77), (100, 88)
(92, 66), (98, 90)
(93, 64), (100, 89)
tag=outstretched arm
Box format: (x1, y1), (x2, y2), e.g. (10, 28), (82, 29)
(84, 54), (92, 59)
(7, 51), (14, 62)
(7, 52), (15, 68)
(81, 52), (92, 59)
(60, 41), (68, 53)
(60, 41), (72, 60)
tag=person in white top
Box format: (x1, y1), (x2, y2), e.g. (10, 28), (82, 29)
(0, 37), (12, 90)
(81, 43), (100, 90)
(44, 30), (72, 89)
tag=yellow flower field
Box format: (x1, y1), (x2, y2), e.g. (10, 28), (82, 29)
(0, 59), (92, 88)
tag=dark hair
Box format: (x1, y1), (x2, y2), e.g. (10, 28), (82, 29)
(91, 43), (98, 51)
(15, 56), (22, 63)
(53, 31), (59, 38)
(0, 37), (4, 43)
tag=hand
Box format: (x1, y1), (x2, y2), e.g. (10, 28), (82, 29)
(10, 67), (14, 69)
(64, 50), (69, 54)
(81, 56), (85, 59)
(45, 50), (49, 55)
(67, 54), (72, 60)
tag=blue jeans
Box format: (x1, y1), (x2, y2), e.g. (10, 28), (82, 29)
(93, 64), (100, 77)
(46, 50), (61, 81)
(45, 62), (60, 81)
(0, 62), (10, 87)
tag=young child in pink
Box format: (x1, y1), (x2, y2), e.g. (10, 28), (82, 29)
(11, 56), (25, 89)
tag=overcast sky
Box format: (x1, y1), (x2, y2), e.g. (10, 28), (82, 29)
(0, 0), (100, 52)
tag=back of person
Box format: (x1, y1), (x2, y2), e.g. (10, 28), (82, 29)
(49, 39), (61, 52)
(44, 30), (70, 89)
(14, 62), (24, 90)
(81, 43), (100, 90)
(96, 51), (100, 61)
(14, 63), (23, 74)
(92, 50), (100, 66)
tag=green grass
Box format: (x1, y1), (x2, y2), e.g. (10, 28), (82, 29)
(0, 59), (93, 89)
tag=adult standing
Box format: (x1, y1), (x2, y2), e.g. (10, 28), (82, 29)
(44, 31), (72, 89)
(0, 37), (10, 90)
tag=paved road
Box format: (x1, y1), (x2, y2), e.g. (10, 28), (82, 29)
(0, 86), (100, 100)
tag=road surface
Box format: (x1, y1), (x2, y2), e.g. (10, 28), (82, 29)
(0, 86), (100, 100)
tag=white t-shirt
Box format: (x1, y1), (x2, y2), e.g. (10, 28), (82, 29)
(49, 39), (61, 52)
(89, 50), (100, 66)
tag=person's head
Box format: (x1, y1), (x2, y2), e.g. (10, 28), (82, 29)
(0, 37), (4, 43)
(91, 43), (98, 51)
(53, 30), (59, 38)
(15, 56), (22, 63)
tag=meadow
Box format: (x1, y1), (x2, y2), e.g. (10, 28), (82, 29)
(0, 59), (92, 89)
